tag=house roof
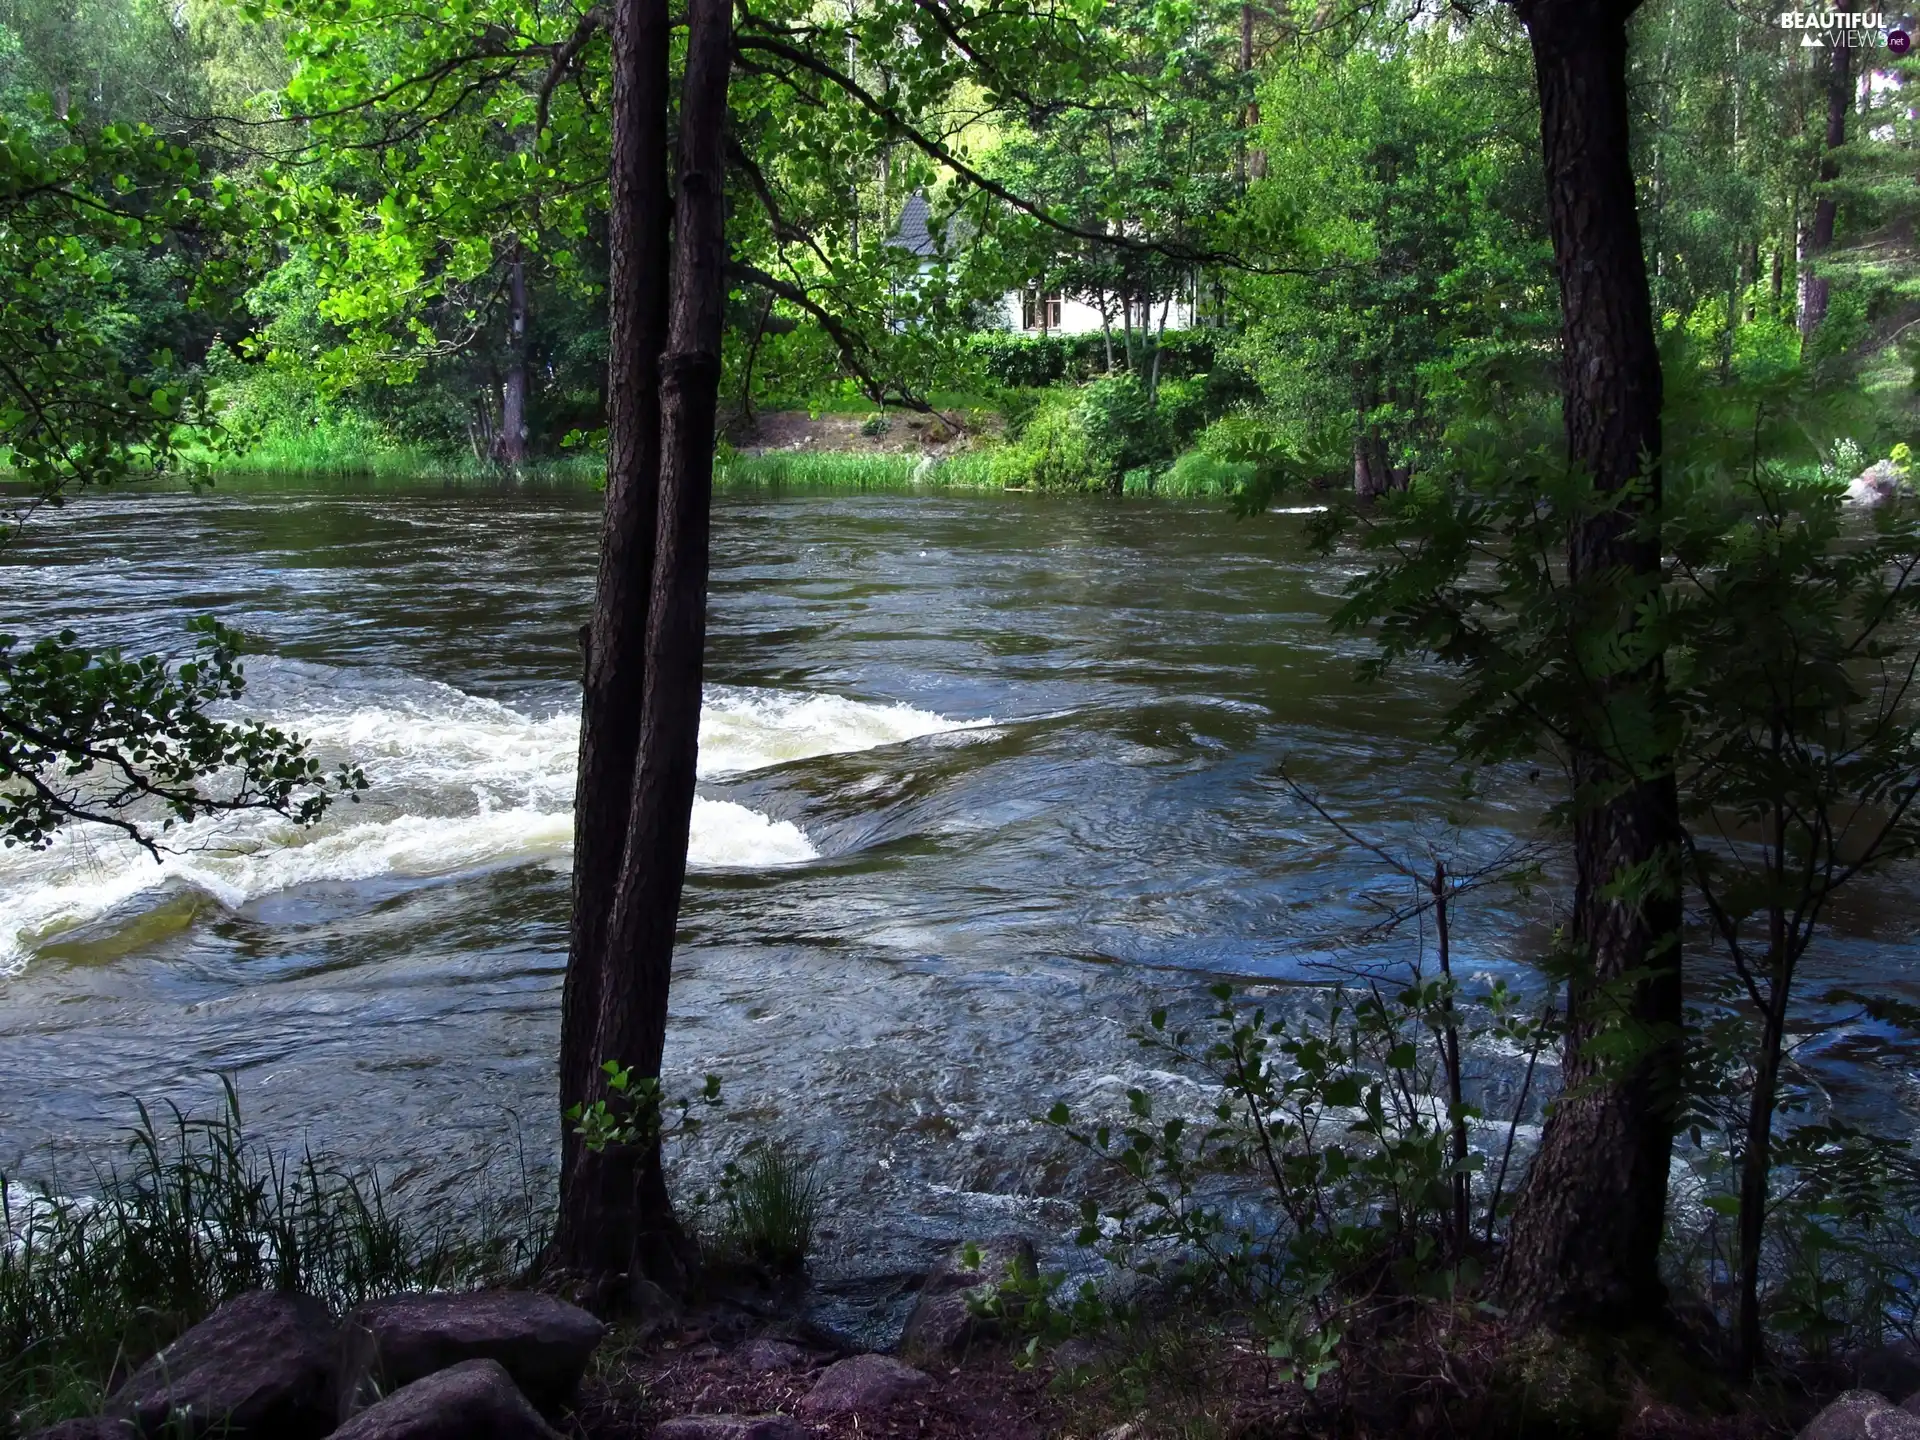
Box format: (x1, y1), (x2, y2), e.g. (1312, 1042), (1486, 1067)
(888, 191), (975, 258)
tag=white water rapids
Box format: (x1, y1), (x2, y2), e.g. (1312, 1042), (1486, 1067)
(0, 665), (989, 975)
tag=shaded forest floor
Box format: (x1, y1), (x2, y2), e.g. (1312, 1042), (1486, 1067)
(561, 1307), (1840, 1440)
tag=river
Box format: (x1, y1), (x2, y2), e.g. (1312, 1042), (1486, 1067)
(3, 479), (1915, 1328)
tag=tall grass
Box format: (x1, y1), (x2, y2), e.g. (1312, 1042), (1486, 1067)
(715, 449), (999, 491)
(716, 1142), (819, 1276)
(0, 1081), (545, 1434)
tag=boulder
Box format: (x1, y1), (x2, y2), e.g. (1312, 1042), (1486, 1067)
(736, 1338), (811, 1374)
(329, 1359), (560, 1440)
(337, 1289), (604, 1420)
(1861, 1343), (1920, 1399)
(652, 1417), (807, 1440)
(1848, 461), (1912, 508)
(898, 1235), (1037, 1361)
(109, 1289), (337, 1439)
(797, 1354), (932, 1418)
(1799, 1391), (1920, 1440)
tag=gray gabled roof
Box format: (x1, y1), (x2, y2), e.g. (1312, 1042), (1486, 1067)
(888, 191), (976, 258)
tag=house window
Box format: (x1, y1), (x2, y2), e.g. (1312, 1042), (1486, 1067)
(1022, 291), (1062, 331)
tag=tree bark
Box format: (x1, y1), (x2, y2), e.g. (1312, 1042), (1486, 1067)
(557, 0), (734, 1306)
(1800, 39), (1850, 339)
(552, 0), (672, 1295)
(1736, 995), (1786, 1373)
(498, 242), (530, 466)
(1500, 0), (1684, 1331)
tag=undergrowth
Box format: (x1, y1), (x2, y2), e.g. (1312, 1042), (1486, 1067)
(0, 1079), (545, 1435)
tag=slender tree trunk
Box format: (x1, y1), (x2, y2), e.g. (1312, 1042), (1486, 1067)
(1097, 288), (1115, 373)
(1433, 862), (1470, 1260)
(1737, 994), (1787, 1374)
(498, 241), (530, 466)
(1146, 292), (1172, 402)
(1500, 0), (1684, 1330)
(552, 0), (673, 1299)
(1801, 39), (1850, 340)
(571, 0), (733, 1304)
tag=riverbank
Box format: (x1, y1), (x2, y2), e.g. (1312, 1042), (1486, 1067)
(193, 406), (1268, 499)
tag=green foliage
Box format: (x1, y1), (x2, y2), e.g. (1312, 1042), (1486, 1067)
(567, 1060), (721, 1155)
(967, 332), (1219, 390)
(0, 619), (364, 853)
(991, 375), (1198, 492)
(1152, 450), (1256, 498)
(0, 1080), (540, 1432)
(715, 1141), (818, 1276)
(715, 450), (997, 491)
(1012, 975), (1550, 1393)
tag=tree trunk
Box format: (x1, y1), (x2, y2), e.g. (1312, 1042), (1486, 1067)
(1736, 996), (1786, 1374)
(1800, 40), (1850, 340)
(1146, 292), (1172, 403)
(1500, 0), (1684, 1330)
(552, 0), (673, 1298)
(1433, 862), (1470, 1261)
(561, 0), (733, 1307)
(498, 242), (530, 466)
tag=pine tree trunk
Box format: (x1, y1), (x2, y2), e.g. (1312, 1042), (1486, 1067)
(1500, 0), (1684, 1330)
(1800, 40), (1850, 339)
(552, 0), (673, 1298)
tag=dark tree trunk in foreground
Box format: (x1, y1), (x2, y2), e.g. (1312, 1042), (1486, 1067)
(1500, 0), (1684, 1330)
(552, 0), (673, 1297)
(1800, 39), (1850, 339)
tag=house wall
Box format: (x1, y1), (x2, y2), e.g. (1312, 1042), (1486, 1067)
(1000, 291), (1195, 337)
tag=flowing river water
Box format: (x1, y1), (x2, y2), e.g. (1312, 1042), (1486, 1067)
(3, 479), (1917, 1332)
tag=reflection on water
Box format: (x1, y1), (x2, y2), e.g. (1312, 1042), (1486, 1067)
(2, 480), (1915, 1297)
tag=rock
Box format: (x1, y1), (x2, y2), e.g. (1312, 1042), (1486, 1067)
(1798, 1390), (1920, 1439)
(1862, 1343), (1920, 1399)
(1848, 461), (1912, 508)
(797, 1354), (932, 1418)
(338, 1289), (604, 1420)
(329, 1359), (560, 1440)
(1050, 1338), (1109, 1374)
(737, 1338), (810, 1374)
(109, 1289), (337, 1439)
(1904, 1391), (1920, 1417)
(898, 1235), (1037, 1361)
(652, 1417), (807, 1440)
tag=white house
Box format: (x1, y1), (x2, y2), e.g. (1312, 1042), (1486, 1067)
(888, 191), (1194, 337)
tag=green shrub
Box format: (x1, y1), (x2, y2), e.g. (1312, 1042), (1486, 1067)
(993, 376), (1171, 491)
(991, 388), (1096, 489)
(1154, 450), (1257, 498)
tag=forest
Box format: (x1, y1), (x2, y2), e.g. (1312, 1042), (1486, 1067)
(6, 0), (1920, 1435)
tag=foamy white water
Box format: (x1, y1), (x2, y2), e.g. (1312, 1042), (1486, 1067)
(0, 666), (984, 973)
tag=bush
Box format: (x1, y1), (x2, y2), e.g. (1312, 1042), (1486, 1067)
(991, 388), (1097, 489)
(993, 375), (1171, 492)
(1153, 451), (1257, 498)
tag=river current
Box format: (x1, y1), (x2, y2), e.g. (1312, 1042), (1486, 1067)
(4, 480), (1916, 1320)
